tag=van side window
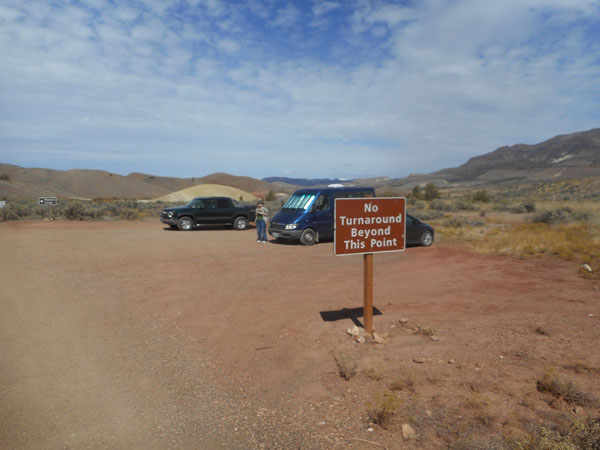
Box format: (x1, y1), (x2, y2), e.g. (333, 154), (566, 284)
(313, 195), (330, 212)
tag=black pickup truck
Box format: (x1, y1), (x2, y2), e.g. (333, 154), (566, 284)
(160, 197), (256, 231)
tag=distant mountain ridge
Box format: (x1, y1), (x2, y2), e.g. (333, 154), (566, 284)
(0, 165), (287, 200)
(1, 129), (599, 199)
(436, 128), (600, 182)
(262, 176), (353, 186)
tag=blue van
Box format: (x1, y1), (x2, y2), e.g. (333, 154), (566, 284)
(268, 186), (375, 245)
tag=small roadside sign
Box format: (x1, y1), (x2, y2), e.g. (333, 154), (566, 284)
(334, 197), (406, 256)
(334, 197), (406, 336)
(38, 197), (58, 205)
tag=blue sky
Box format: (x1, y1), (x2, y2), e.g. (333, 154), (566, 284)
(1, 0), (599, 179)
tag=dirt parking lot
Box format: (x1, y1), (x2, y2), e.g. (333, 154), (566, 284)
(1, 220), (599, 449)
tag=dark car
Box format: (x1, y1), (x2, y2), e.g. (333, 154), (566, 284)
(406, 214), (434, 246)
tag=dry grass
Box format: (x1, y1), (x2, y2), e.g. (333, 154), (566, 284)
(536, 368), (598, 407)
(414, 324), (437, 337)
(432, 217), (600, 278)
(516, 416), (600, 450)
(332, 350), (357, 381)
(367, 392), (401, 429)
(419, 179), (600, 276)
(363, 360), (386, 381)
(389, 372), (416, 392)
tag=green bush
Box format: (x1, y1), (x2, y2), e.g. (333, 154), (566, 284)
(471, 190), (491, 203)
(442, 216), (467, 228)
(533, 207), (589, 224)
(430, 199), (457, 212)
(456, 200), (478, 211)
(512, 202), (536, 214)
(0, 202), (28, 221)
(63, 202), (87, 220)
(424, 182), (440, 200)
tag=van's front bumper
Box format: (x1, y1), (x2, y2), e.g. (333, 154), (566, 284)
(268, 224), (302, 241)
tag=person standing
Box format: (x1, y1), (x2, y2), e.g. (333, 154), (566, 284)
(255, 201), (269, 243)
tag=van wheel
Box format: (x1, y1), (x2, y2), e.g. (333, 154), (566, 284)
(300, 229), (316, 246)
(178, 216), (193, 231)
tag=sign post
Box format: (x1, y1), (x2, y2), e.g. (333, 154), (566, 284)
(364, 253), (373, 334)
(38, 197), (58, 220)
(335, 197), (406, 335)
(38, 197), (58, 205)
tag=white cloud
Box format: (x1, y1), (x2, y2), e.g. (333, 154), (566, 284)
(217, 37), (241, 54)
(313, 1), (341, 16)
(0, 0), (598, 178)
(270, 3), (301, 27)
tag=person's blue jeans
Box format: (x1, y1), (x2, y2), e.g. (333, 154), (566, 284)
(257, 220), (267, 241)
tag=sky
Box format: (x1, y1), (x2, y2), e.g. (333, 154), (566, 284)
(1, 0), (599, 180)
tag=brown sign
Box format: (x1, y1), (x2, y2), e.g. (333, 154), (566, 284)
(334, 197), (406, 255)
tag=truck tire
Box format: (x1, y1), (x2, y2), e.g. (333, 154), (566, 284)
(233, 216), (248, 230)
(178, 216), (193, 231)
(300, 228), (316, 246)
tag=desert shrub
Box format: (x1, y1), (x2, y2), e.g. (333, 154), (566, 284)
(493, 202), (511, 212)
(424, 182), (440, 200)
(0, 202), (28, 221)
(536, 368), (598, 406)
(471, 190), (491, 203)
(512, 201), (536, 214)
(411, 185), (423, 200)
(517, 417), (600, 450)
(412, 210), (444, 221)
(363, 361), (386, 381)
(570, 416), (600, 449)
(389, 373), (415, 391)
(415, 325), (436, 336)
(442, 216), (467, 228)
(0, 174), (9, 181)
(332, 351), (356, 381)
(414, 201), (426, 210)
(63, 202), (87, 220)
(430, 199), (457, 212)
(456, 200), (478, 211)
(368, 392), (401, 429)
(533, 207), (590, 224)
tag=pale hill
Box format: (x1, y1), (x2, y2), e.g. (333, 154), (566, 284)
(154, 184), (258, 203)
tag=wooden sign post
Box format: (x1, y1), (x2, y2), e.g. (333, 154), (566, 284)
(335, 197), (406, 335)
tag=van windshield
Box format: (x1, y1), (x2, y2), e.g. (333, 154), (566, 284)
(282, 194), (316, 211)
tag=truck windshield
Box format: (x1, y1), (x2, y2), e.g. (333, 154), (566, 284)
(283, 194), (316, 211)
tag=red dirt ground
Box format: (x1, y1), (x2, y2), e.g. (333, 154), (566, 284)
(1, 220), (599, 449)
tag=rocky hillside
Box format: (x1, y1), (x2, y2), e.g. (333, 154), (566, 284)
(380, 128), (600, 190)
(436, 128), (600, 183)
